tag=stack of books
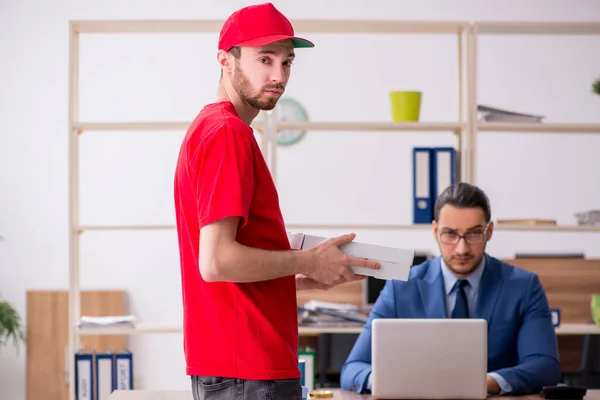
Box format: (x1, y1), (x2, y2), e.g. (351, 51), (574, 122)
(496, 219), (557, 226)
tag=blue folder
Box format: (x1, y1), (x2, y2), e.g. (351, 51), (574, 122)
(412, 147), (434, 223)
(431, 147), (458, 200)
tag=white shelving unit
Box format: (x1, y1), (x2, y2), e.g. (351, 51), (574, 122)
(66, 19), (600, 399)
(466, 21), (600, 185)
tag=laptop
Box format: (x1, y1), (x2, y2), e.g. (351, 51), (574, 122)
(371, 318), (488, 399)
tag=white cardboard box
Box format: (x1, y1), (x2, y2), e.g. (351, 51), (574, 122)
(287, 232), (415, 281)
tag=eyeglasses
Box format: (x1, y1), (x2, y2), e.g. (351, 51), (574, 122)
(439, 224), (489, 245)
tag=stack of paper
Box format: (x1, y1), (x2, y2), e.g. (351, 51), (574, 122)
(77, 315), (137, 327)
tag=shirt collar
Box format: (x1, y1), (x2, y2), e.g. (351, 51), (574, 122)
(440, 255), (486, 295)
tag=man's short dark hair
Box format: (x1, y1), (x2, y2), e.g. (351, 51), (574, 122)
(433, 182), (491, 223)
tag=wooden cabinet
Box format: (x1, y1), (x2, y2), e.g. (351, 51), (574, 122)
(26, 290), (127, 400)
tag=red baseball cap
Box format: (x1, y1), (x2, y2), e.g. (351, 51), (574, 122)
(218, 3), (314, 51)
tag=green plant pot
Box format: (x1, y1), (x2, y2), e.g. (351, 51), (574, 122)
(390, 91), (422, 122)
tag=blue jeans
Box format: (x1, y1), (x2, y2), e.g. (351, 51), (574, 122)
(191, 376), (302, 400)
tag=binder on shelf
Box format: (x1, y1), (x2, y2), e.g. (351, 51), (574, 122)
(76, 349), (133, 399)
(432, 147), (458, 200)
(412, 147), (434, 223)
(95, 351), (115, 400)
(74, 351), (93, 400)
(115, 350), (134, 390)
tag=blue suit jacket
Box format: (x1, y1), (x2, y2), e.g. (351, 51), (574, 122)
(340, 254), (561, 395)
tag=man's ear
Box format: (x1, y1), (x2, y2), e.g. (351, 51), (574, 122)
(486, 221), (494, 241)
(216, 50), (232, 76)
(432, 220), (438, 242)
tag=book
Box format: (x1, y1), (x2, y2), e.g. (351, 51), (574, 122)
(496, 219), (557, 225)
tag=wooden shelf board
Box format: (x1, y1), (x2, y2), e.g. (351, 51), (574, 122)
(495, 224), (600, 232)
(285, 223), (430, 230)
(72, 122), (190, 132)
(71, 20), (600, 36)
(77, 225), (176, 232)
(555, 323), (600, 335)
(72, 122), (600, 135)
(298, 326), (365, 336)
(72, 121), (462, 133)
(292, 20), (468, 34)
(477, 122), (600, 134)
(75, 323), (182, 335)
(476, 21), (600, 35)
(72, 121), (263, 132)
(73, 322), (600, 336)
(72, 19), (468, 35)
(276, 121), (463, 132)
(75, 224), (600, 233)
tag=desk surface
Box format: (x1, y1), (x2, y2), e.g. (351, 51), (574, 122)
(107, 389), (600, 400)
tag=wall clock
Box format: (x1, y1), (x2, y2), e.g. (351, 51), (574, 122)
(275, 97), (309, 146)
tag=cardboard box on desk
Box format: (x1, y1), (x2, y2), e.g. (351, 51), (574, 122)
(287, 232), (415, 281)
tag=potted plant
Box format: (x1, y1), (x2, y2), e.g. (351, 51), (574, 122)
(0, 299), (26, 352)
(593, 77), (600, 96)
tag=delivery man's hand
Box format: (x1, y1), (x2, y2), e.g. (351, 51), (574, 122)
(295, 273), (367, 291)
(303, 233), (380, 286)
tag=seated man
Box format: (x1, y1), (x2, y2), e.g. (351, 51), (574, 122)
(340, 182), (561, 395)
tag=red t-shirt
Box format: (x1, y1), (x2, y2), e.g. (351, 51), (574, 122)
(173, 101), (299, 380)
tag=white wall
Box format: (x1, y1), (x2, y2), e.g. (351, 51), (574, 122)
(1, 0), (600, 398)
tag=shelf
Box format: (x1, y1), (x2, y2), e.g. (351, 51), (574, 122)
(72, 122), (189, 132)
(75, 323), (182, 335)
(476, 21), (600, 35)
(73, 322), (600, 336)
(72, 19), (600, 36)
(298, 326), (364, 336)
(72, 20), (468, 35)
(75, 223), (429, 232)
(275, 121), (463, 132)
(64, 18), (600, 400)
(288, 223), (600, 232)
(555, 323), (600, 335)
(76, 225), (176, 232)
(74, 224), (600, 233)
(293, 20), (467, 34)
(73, 323), (364, 336)
(495, 224), (600, 232)
(72, 121), (263, 132)
(70, 121), (600, 135)
(286, 223), (430, 230)
(477, 122), (600, 134)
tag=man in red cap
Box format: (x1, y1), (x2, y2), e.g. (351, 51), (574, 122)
(173, 3), (380, 399)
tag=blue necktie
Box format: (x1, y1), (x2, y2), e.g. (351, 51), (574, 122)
(451, 279), (470, 318)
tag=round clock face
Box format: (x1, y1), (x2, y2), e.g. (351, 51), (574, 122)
(276, 98), (308, 146)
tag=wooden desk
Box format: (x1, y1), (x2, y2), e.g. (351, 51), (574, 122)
(107, 388), (600, 400)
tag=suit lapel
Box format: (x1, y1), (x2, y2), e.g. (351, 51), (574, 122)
(474, 254), (503, 321)
(418, 258), (447, 318)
